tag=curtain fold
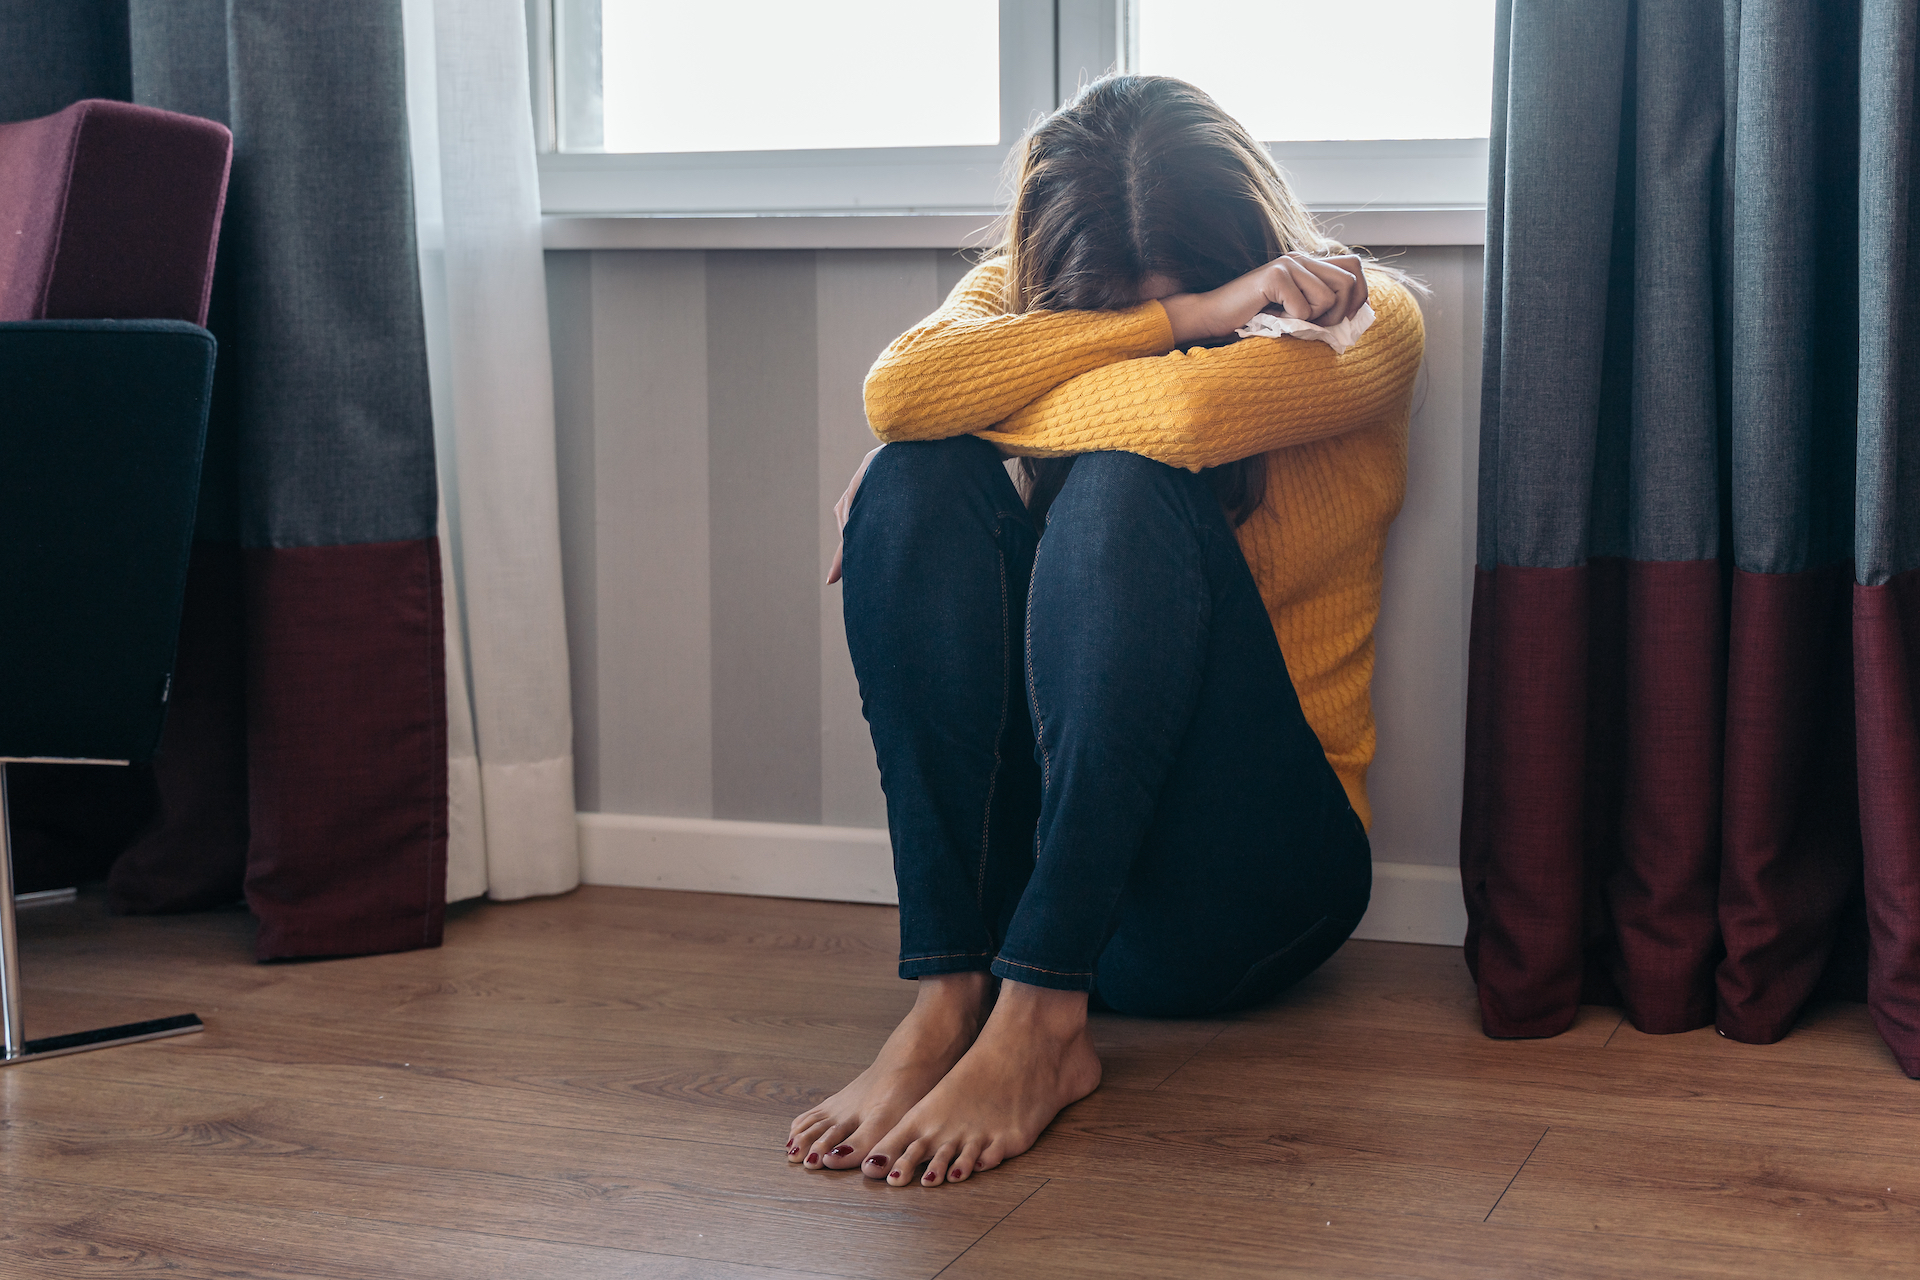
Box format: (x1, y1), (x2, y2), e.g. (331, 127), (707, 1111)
(1856, 0), (1920, 1069)
(403, 0), (580, 902)
(1468, 0), (1920, 1073)
(1, 0), (450, 958)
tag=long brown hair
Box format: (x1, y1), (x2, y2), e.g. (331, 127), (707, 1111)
(994, 74), (1349, 525)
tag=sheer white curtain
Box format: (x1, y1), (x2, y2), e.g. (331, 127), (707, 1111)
(402, 0), (580, 901)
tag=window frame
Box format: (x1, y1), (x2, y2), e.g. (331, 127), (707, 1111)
(531, 0), (1489, 220)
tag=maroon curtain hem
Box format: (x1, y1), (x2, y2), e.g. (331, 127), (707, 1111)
(242, 538), (447, 961)
(1856, 569), (1920, 1078)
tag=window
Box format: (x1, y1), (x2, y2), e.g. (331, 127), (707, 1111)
(594, 2), (1001, 154)
(1131, 0), (1493, 209)
(536, 0), (1492, 217)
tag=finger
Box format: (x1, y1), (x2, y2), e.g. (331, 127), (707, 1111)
(1287, 252), (1360, 323)
(1279, 257), (1337, 321)
(826, 542), (843, 585)
(948, 1137), (987, 1182)
(1282, 254), (1345, 324)
(1326, 253), (1370, 318)
(921, 1141), (961, 1187)
(1261, 260), (1313, 320)
(886, 1137), (931, 1185)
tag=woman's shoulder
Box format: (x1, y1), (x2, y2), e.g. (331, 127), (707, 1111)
(1361, 268), (1421, 318)
(945, 255), (1010, 315)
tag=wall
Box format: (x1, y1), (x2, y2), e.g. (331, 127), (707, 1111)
(546, 246), (1482, 918)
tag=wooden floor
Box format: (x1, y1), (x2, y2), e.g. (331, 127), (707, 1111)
(4, 887), (1914, 1278)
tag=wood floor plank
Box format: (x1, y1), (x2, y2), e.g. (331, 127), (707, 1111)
(938, 1179), (1913, 1280)
(1006, 1086), (1543, 1217)
(1487, 1126), (1920, 1263)
(3, 1071), (1037, 1280)
(25, 973), (1215, 1096)
(1161, 1015), (1920, 1163)
(22, 1005), (1535, 1219)
(13, 886), (1913, 1278)
(7, 1176), (829, 1280)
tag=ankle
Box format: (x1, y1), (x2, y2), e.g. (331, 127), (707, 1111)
(989, 979), (1090, 1041)
(912, 971), (994, 1023)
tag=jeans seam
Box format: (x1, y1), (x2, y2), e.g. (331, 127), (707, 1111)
(1025, 551), (1051, 797)
(995, 956), (1092, 978)
(903, 950), (994, 962)
(976, 519), (1012, 921)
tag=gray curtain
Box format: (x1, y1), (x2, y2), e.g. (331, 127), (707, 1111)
(1465, 0), (1920, 1074)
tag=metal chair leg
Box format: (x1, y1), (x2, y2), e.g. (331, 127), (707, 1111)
(0, 761), (202, 1065)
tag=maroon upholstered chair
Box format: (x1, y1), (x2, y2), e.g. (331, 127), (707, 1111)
(0, 99), (231, 1064)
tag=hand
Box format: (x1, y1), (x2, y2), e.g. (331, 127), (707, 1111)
(826, 444), (884, 585)
(1159, 253), (1369, 346)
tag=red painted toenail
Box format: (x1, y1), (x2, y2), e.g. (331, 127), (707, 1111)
(865, 1155), (888, 1167)
(804, 1153), (819, 1165)
(829, 1145), (854, 1157)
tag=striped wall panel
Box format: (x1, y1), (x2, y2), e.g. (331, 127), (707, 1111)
(546, 246), (1483, 867)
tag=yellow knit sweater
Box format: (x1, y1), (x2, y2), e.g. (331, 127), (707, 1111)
(863, 259), (1424, 829)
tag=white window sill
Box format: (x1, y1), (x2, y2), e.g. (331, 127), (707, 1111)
(540, 206), (1486, 252)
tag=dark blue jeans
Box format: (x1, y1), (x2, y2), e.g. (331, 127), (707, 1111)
(842, 435), (1371, 1017)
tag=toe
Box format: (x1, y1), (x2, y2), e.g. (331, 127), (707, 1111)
(802, 1120), (854, 1168)
(948, 1138), (986, 1182)
(810, 1121), (853, 1157)
(822, 1122), (881, 1169)
(820, 1139), (862, 1169)
(789, 1119), (831, 1163)
(886, 1138), (930, 1186)
(921, 1142), (960, 1186)
(861, 1148), (895, 1180)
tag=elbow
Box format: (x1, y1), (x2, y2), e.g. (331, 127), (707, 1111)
(861, 371), (918, 442)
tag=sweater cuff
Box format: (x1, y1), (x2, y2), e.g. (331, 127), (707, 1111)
(1136, 299), (1177, 353)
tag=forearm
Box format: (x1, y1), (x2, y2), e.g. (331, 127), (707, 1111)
(864, 303), (1174, 441)
(978, 280), (1424, 468)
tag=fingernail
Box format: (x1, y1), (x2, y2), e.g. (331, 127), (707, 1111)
(804, 1153), (820, 1165)
(829, 1145), (854, 1157)
(864, 1155), (888, 1168)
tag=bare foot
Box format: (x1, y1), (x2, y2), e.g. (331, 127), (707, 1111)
(788, 972), (992, 1170)
(861, 980), (1101, 1186)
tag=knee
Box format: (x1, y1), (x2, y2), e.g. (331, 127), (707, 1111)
(1045, 451), (1207, 535)
(845, 437), (1033, 585)
(860, 436), (999, 504)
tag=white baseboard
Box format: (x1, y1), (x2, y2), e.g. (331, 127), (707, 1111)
(578, 812), (1466, 948)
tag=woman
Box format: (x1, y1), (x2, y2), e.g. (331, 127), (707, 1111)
(788, 75), (1425, 1188)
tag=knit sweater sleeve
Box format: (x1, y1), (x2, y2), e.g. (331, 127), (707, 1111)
(976, 273), (1425, 468)
(863, 258), (1176, 440)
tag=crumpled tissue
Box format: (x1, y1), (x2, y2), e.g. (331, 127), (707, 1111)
(1235, 302), (1375, 355)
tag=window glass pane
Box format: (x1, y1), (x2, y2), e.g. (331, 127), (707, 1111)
(597, 0), (1000, 154)
(1135, 0), (1496, 141)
